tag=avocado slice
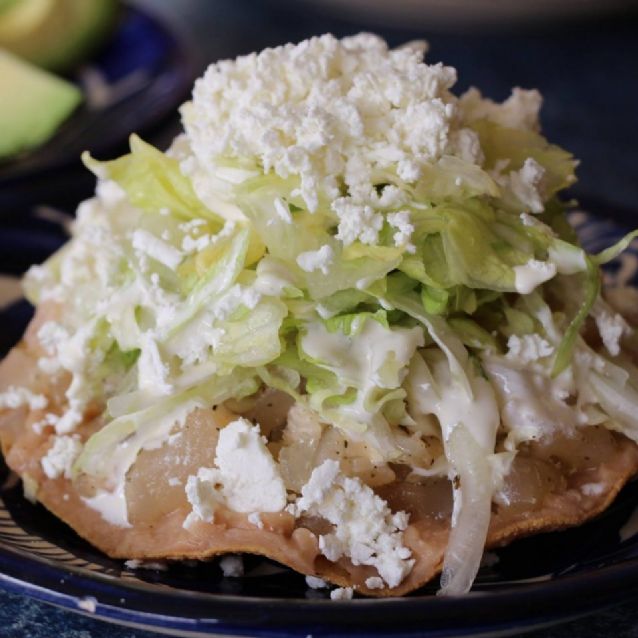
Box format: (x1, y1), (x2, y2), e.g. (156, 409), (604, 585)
(0, 49), (82, 159)
(0, 0), (119, 72)
(0, 0), (21, 14)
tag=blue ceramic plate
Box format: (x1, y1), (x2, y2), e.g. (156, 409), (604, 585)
(1, 207), (638, 638)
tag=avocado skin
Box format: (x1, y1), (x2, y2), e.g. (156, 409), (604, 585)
(0, 50), (82, 159)
(0, 0), (120, 73)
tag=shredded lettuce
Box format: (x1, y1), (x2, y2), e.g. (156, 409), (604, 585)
(324, 309), (389, 335)
(552, 256), (600, 377)
(384, 285), (474, 399)
(593, 230), (638, 265)
(164, 227), (251, 339)
(471, 119), (578, 200)
(212, 297), (287, 367)
(27, 104), (638, 599)
(83, 135), (223, 227)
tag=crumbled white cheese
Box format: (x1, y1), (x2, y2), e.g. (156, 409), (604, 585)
(387, 210), (415, 252)
(168, 477), (182, 487)
(182, 233), (213, 254)
(220, 555), (244, 577)
(77, 597), (97, 613)
(292, 460), (414, 589)
(184, 418), (286, 527)
(513, 259), (557, 294)
(137, 332), (173, 396)
(183, 33), (457, 221)
(520, 212), (537, 227)
(132, 229), (183, 270)
(209, 284), (261, 323)
(37, 321), (69, 355)
(52, 401), (82, 435)
(82, 483), (131, 528)
(508, 158), (545, 214)
(365, 576), (385, 589)
(41, 435), (83, 479)
(184, 467), (222, 526)
(178, 219), (206, 232)
(248, 512), (264, 529)
(330, 587), (354, 600)
(595, 309), (630, 357)
(38, 357), (62, 375)
(181, 219), (237, 255)
(0, 386), (47, 411)
(581, 483), (605, 497)
(32, 413), (61, 434)
(333, 199), (383, 246)
(448, 127), (484, 165)
(96, 179), (127, 206)
(212, 418), (287, 512)
(306, 575), (329, 589)
(506, 334), (554, 365)
(37, 318), (108, 435)
(296, 245), (334, 275)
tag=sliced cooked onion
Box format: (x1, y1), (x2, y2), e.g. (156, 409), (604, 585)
(438, 423), (493, 596)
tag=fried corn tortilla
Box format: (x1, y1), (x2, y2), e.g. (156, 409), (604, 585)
(1, 303), (638, 597)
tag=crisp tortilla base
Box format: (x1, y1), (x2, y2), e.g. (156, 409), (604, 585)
(2, 328), (638, 597)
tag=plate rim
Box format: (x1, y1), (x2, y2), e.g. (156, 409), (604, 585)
(0, 0), (198, 186)
(0, 546), (637, 638)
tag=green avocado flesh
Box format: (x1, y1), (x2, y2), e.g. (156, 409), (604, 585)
(0, 0), (119, 72)
(0, 49), (82, 159)
(0, 0), (20, 14)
